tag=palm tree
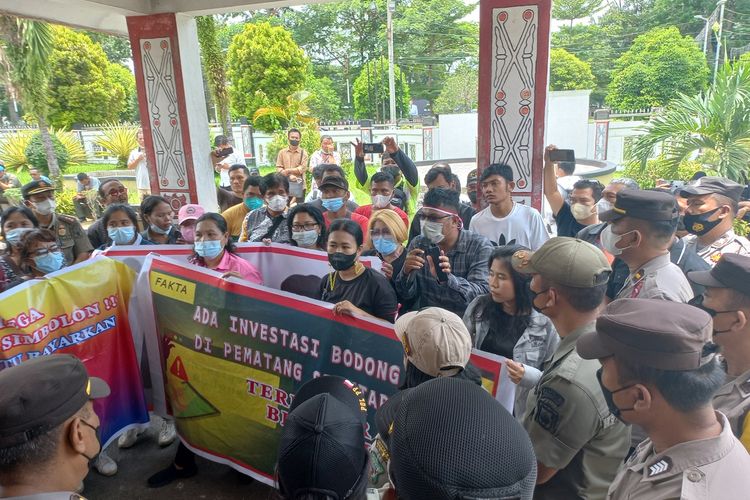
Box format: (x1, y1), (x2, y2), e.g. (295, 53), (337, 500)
(253, 90), (318, 131)
(631, 62), (750, 183)
(0, 16), (61, 182)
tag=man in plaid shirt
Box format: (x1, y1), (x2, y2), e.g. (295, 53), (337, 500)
(396, 188), (494, 316)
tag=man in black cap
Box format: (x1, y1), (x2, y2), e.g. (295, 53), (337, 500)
(514, 238), (630, 499)
(0, 354), (110, 499)
(680, 176), (750, 266)
(21, 180), (93, 264)
(318, 175), (370, 235)
(689, 253), (750, 446)
(599, 189), (693, 302)
(577, 298), (750, 498)
(276, 375), (372, 500)
(375, 377), (537, 500)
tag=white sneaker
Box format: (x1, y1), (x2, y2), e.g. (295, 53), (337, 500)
(117, 428), (140, 449)
(93, 451), (118, 476)
(158, 419), (176, 447)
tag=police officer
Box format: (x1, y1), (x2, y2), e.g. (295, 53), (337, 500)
(577, 298), (750, 499)
(514, 237), (630, 499)
(688, 253), (750, 447)
(0, 354), (110, 499)
(680, 176), (750, 266)
(21, 180), (93, 264)
(599, 189), (693, 302)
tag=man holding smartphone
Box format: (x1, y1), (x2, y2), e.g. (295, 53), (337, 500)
(396, 188), (494, 316)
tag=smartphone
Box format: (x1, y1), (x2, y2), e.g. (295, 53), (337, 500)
(549, 149), (575, 163)
(419, 242), (448, 283)
(363, 143), (385, 154)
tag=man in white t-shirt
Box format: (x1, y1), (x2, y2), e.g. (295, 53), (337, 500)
(211, 135), (245, 188)
(469, 163), (549, 250)
(127, 129), (151, 199)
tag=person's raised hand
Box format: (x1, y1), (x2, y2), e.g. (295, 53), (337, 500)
(380, 260), (394, 280)
(403, 248), (426, 276)
(505, 359), (525, 385)
(382, 136), (399, 154)
(351, 139), (365, 159)
(544, 144), (557, 164)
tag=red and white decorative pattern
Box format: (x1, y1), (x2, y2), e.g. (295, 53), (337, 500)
(478, 1), (551, 210)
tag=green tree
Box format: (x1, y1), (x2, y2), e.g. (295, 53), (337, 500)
(0, 17), (61, 180)
(631, 62), (750, 182)
(549, 48), (596, 90)
(197, 16), (232, 137)
(306, 75), (343, 122)
(253, 90), (318, 131)
(85, 31), (132, 64)
(353, 56), (411, 120)
(47, 27), (127, 128)
(106, 63), (138, 122)
(552, 0), (603, 27)
(433, 64), (477, 114)
(606, 26), (709, 110)
(227, 22), (309, 132)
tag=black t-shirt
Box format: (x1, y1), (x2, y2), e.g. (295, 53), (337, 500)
(319, 267), (398, 323)
(554, 201), (586, 238)
(217, 187), (243, 213)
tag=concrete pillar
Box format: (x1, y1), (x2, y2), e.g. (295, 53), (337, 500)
(126, 13), (218, 212)
(477, 0), (551, 210)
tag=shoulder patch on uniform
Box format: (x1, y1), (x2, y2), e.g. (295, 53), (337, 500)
(534, 399), (561, 435)
(647, 457), (672, 477)
(539, 386), (565, 407)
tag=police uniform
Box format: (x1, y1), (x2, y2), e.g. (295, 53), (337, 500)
(689, 253), (750, 441)
(0, 355), (110, 499)
(21, 180), (93, 263)
(514, 238), (631, 499)
(599, 190), (693, 302)
(577, 298), (750, 499)
(680, 176), (750, 267)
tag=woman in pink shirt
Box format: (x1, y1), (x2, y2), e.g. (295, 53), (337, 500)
(189, 212), (263, 284)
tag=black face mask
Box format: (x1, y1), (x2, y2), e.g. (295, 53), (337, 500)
(289, 140), (300, 147)
(529, 288), (550, 314)
(683, 207), (723, 236)
(80, 419), (102, 462)
(596, 368), (634, 423)
(328, 252), (358, 271)
(688, 295), (735, 335)
(468, 191), (478, 204)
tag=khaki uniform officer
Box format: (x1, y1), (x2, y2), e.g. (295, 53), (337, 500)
(680, 176), (750, 266)
(577, 298), (750, 499)
(21, 180), (93, 264)
(689, 253), (750, 448)
(598, 189), (693, 302)
(514, 237), (631, 499)
(0, 354), (111, 499)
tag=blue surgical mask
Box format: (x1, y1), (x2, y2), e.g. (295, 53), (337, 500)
(150, 224), (172, 235)
(34, 251), (65, 274)
(321, 197), (344, 212)
(245, 197), (264, 211)
(194, 240), (224, 259)
(107, 226), (136, 245)
(5, 227), (33, 246)
(373, 236), (398, 256)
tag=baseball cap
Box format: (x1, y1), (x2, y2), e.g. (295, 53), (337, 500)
(0, 354), (110, 448)
(577, 298), (715, 370)
(679, 176), (744, 202)
(688, 253), (750, 296)
(377, 377), (537, 500)
(394, 308), (472, 378)
(177, 204), (205, 225)
(599, 190), (679, 222)
(277, 376), (368, 499)
(513, 237), (611, 288)
(467, 169), (478, 185)
(21, 180), (55, 198)
(319, 175), (349, 191)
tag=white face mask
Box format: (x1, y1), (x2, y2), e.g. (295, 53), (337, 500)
(420, 219), (445, 244)
(33, 199), (56, 216)
(570, 203), (594, 221)
(600, 225), (636, 256)
(596, 199), (613, 214)
(267, 195), (287, 212)
(372, 194), (391, 209)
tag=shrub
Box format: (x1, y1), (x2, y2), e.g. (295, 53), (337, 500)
(94, 123), (138, 168)
(24, 133), (69, 175)
(55, 129), (87, 165)
(0, 130), (34, 169)
(620, 157), (713, 190)
(52, 189), (78, 216)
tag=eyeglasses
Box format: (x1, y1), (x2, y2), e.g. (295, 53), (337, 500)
(32, 246), (60, 257)
(292, 223), (319, 231)
(420, 213), (452, 223)
(106, 187), (127, 196)
(370, 229), (393, 238)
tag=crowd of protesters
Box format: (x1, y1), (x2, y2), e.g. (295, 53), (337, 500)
(2, 129), (750, 500)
